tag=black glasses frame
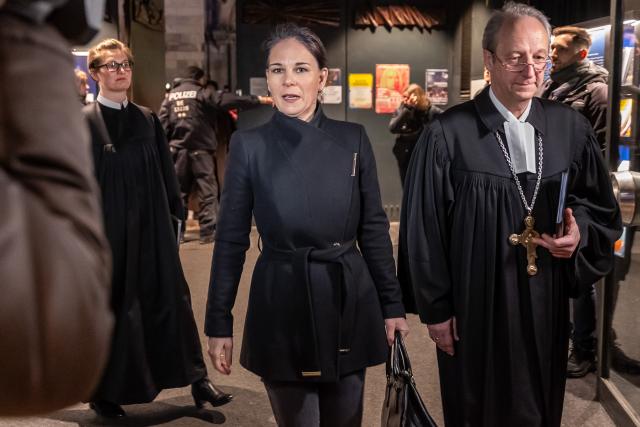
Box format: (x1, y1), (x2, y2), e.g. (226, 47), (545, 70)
(95, 60), (134, 72)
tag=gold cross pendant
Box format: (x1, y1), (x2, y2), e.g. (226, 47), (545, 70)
(509, 214), (540, 276)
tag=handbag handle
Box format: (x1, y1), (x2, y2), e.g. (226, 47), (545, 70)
(387, 331), (413, 379)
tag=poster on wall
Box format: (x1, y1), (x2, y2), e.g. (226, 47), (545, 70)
(348, 73), (373, 109)
(375, 64), (409, 114)
(250, 77), (268, 96)
(620, 98), (634, 137)
(322, 68), (342, 104)
(426, 69), (448, 105)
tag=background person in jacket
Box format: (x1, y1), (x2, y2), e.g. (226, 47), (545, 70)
(388, 83), (442, 187)
(0, 3), (113, 415)
(538, 25), (608, 378)
(160, 71), (270, 244)
(205, 23), (409, 426)
(84, 39), (231, 419)
(160, 66), (221, 244)
(539, 26), (608, 151)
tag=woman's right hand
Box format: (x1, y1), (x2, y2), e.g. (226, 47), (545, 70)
(207, 337), (233, 375)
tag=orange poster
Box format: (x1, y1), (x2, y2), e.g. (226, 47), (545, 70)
(375, 64), (410, 114)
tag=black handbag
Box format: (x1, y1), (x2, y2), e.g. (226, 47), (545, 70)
(382, 332), (438, 427)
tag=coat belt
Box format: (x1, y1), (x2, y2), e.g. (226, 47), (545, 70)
(261, 238), (358, 379)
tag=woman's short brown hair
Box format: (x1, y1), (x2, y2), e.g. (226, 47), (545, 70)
(404, 83), (430, 111)
(87, 38), (133, 72)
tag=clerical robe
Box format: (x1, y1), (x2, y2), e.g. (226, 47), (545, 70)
(84, 101), (206, 404)
(399, 87), (621, 427)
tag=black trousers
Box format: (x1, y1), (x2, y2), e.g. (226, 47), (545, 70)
(263, 370), (365, 427)
(173, 148), (218, 237)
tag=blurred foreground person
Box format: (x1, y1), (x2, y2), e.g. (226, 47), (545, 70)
(84, 38), (231, 418)
(0, 0), (113, 416)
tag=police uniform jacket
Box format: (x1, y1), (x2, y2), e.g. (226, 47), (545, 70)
(159, 78), (218, 152)
(204, 107), (406, 381)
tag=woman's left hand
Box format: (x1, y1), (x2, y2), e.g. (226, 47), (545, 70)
(384, 317), (410, 346)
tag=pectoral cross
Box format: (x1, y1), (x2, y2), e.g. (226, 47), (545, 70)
(509, 214), (540, 276)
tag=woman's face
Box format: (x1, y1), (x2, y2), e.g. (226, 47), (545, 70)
(266, 38), (328, 122)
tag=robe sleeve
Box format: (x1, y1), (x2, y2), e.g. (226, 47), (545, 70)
(152, 112), (184, 221)
(566, 118), (622, 292)
(205, 132), (253, 337)
(356, 126), (406, 319)
(398, 120), (456, 324)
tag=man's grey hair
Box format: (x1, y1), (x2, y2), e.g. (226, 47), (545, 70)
(482, 1), (552, 52)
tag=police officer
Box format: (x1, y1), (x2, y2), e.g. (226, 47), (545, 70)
(160, 66), (220, 243)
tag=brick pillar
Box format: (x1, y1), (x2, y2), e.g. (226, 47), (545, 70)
(164, 0), (205, 82)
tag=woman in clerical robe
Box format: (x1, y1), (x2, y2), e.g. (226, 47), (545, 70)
(83, 38), (231, 419)
(205, 24), (409, 426)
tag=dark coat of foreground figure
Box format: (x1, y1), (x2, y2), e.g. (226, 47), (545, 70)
(84, 101), (206, 403)
(0, 12), (113, 415)
(399, 87), (622, 426)
(205, 108), (405, 381)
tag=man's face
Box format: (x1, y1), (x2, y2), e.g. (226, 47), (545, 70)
(91, 49), (132, 94)
(550, 33), (584, 72)
(484, 16), (549, 107)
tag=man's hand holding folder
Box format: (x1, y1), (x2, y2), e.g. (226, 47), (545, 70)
(532, 171), (581, 258)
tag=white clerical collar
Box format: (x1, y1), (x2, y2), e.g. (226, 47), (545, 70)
(489, 87), (536, 174)
(97, 94), (129, 110)
(489, 87), (531, 122)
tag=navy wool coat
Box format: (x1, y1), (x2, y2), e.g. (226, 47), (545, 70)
(205, 108), (405, 382)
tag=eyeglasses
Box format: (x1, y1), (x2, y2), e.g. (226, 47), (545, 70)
(489, 51), (548, 72)
(96, 60), (133, 72)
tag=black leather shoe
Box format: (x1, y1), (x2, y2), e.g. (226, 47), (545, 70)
(89, 401), (126, 418)
(191, 378), (233, 408)
(567, 349), (596, 378)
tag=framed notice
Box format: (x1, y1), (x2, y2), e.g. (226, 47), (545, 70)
(322, 68), (342, 104)
(249, 77), (268, 96)
(375, 64), (409, 114)
(426, 69), (448, 105)
(348, 73), (373, 109)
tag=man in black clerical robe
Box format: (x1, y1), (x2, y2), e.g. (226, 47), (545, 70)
(399, 3), (621, 427)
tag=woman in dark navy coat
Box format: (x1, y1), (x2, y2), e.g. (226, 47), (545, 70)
(205, 24), (409, 426)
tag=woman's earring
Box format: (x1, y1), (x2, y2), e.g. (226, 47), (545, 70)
(317, 88), (324, 104)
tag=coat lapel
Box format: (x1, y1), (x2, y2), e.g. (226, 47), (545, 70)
(270, 109), (355, 240)
(87, 102), (116, 152)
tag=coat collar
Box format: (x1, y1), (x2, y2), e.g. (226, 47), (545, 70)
(272, 104), (327, 131)
(474, 85), (547, 136)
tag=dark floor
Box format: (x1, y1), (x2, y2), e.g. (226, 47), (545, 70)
(0, 224), (617, 426)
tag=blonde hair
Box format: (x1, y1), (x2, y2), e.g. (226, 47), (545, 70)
(87, 38), (133, 73)
(405, 83), (430, 110)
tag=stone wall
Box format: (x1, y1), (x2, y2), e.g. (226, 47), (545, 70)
(164, 0), (205, 81)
